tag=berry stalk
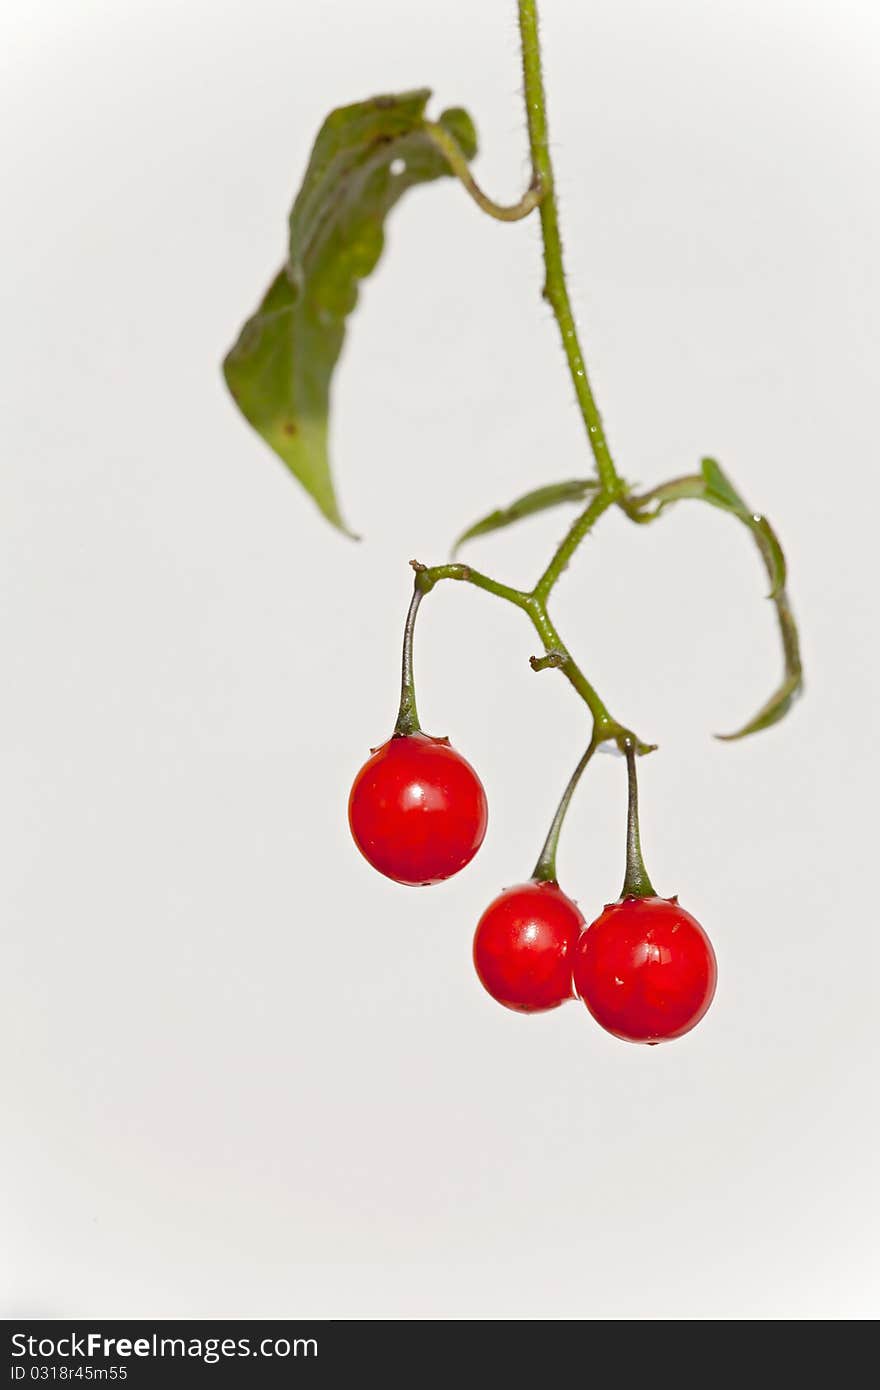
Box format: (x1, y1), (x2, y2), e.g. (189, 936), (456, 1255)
(394, 584), (424, 736)
(532, 737), (598, 883)
(621, 740), (657, 900)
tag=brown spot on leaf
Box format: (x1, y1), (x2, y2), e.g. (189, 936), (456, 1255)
(282, 420), (298, 438)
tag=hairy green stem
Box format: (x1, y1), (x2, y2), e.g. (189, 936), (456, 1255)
(532, 737), (599, 882)
(533, 489), (619, 601)
(517, 0), (621, 496)
(392, 3), (661, 765)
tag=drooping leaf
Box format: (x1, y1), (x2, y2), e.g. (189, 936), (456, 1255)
(223, 91), (477, 533)
(451, 478), (601, 556)
(632, 460), (786, 600)
(716, 659), (801, 740)
(629, 457), (802, 739)
(700, 458), (786, 598)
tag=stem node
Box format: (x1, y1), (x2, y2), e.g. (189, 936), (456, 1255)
(530, 649), (566, 672)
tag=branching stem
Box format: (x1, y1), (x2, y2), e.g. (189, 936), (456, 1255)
(400, 4), (659, 761)
(411, 558), (652, 754)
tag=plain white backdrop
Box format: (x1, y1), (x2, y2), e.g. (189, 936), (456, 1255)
(1, 0), (878, 1319)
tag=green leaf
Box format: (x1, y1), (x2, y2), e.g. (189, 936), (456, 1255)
(451, 479), (601, 556)
(223, 91), (477, 533)
(700, 456), (746, 511)
(631, 458), (803, 740)
(716, 668), (801, 741)
(699, 458), (786, 598)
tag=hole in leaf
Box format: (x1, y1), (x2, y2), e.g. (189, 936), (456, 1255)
(390, 158), (406, 176)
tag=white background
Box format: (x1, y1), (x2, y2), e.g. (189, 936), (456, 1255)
(1, 0), (877, 1319)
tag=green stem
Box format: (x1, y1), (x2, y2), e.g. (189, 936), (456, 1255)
(517, 0), (621, 496)
(533, 489), (619, 601)
(413, 559), (648, 747)
(423, 122), (543, 223)
(394, 582), (424, 735)
(532, 737), (599, 882)
(413, 560), (532, 609)
(524, 602), (614, 730)
(621, 740), (657, 899)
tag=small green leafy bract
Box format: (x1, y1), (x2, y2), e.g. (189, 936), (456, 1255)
(696, 458), (802, 738)
(700, 458), (786, 600)
(451, 478), (601, 556)
(223, 91), (477, 533)
(634, 458), (802, 739)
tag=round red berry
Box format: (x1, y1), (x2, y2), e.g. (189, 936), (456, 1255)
(348, 732), (488, 886)
(572, 896), (717, 1043)
(473, 880), (584, 1012)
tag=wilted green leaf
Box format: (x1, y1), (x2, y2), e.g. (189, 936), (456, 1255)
(451, 478), (601, 556)
(223, 91), (477, 533)
(630, 457), (802, 739)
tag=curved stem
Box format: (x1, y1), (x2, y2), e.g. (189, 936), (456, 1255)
(394, 582), (424, 735)
(423, 122), (543, 223)
(532, 737), (599, 882)
(621, 740), (657, 899)
(517, 0), (621, 496)
(414, 560), (532, 610)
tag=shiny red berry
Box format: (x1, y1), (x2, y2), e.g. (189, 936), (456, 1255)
(573, 896), (717, 1044)
(348, 732), (488, 886)
(473, 880), (584, 1012)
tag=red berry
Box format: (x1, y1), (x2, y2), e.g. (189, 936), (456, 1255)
(473, 881), (584, 1012)
(573, 896), (717, 1044)
(348, 732), (488, 886)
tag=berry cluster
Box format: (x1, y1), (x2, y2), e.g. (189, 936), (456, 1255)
(222, 0), (801, 1053)
(349, 728), (717, 1045)
(222, 1), (800, 1052)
